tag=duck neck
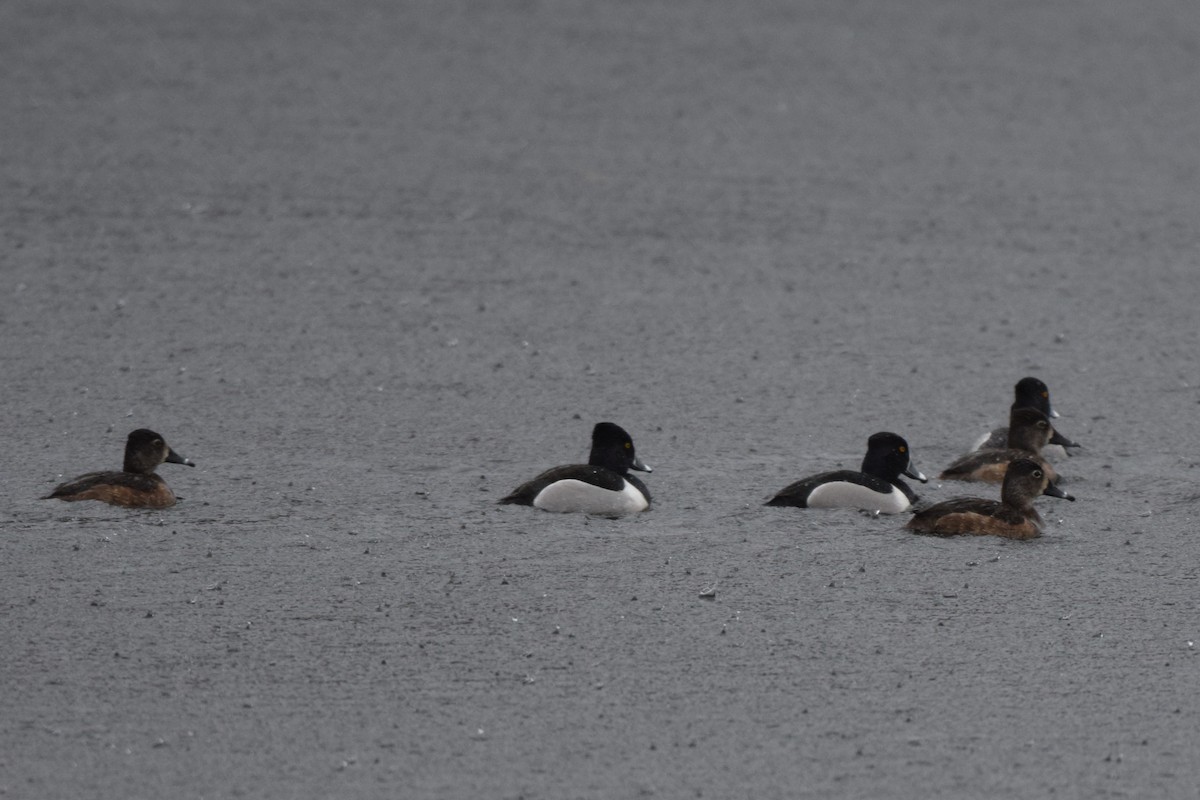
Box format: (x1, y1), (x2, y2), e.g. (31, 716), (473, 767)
(860, 453), (884, 479)
(124, 453), (157, 474)
(588, 444), (629, 475)
(1006, 427), (1043, 453)
(999, 484), (1036, 513)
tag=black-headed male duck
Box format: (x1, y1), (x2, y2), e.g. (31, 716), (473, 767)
(499, 422), (652, 514)
(766, 432), (926, 514)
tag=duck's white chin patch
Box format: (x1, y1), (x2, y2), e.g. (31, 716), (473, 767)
(533, 479), (648, 514)
(806, 481), (910, 514)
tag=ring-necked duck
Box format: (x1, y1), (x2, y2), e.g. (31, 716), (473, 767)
(499, 422), (652, 514)
(969, 377), (1079, 457)
(43, 428), (195, 508)
(941, 408), (1059, 484)
(766, 432), (927, 513)
(908, 458), (1074, 539)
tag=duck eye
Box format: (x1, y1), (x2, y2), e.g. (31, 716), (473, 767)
(1042, 391), (1048, 399)
(624, 442), (631, 449)
(1032, 469), (1043, 478)
(898, 446), (906, 454)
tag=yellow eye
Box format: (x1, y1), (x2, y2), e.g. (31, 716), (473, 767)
(624, 442), (631, 449)
(899, 446), (906, 453)
(1042, 391), (1048, 399)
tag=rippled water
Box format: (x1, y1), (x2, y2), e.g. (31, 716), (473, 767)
(3, 1), (1199, 797)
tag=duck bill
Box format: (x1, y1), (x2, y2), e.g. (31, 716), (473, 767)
(1048, 406), (1060, 419)
(166, 448), (196, 467)
(1049, 429), (1079, 448)
(1043, 481), (1074, 501)
(904, 463), (928, 483)
(630, 457), (652, 473)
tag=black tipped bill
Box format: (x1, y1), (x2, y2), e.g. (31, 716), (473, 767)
(1043, 481), (1074, 501)
(1049, 429), (1080, 449)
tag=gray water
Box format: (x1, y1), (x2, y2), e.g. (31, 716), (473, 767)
(3, 1), (1199, 797)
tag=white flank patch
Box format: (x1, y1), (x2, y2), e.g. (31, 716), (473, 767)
(968, 431), (994, 452)
(972, 433), (1068, 459)
(533, 479), (649, 514)
(1041, 443), (1068, 459)
(805, 481), (910, 514)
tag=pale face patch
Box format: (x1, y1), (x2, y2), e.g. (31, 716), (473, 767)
(533, 478), (649, 514)
(805, 481), (911, 514)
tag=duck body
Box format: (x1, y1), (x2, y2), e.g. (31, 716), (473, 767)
(768, 470), (917, 514)
(44, 470), (180, 508)
(940, 448), (1056, 485)
(942, 408), (1056, 484)
(502, 465), (651, 514)
(908, 458), (1074, 539)
(500, 422), (652, 515)
(767, 432), (926, 514)
(44, 429), (194, 509)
